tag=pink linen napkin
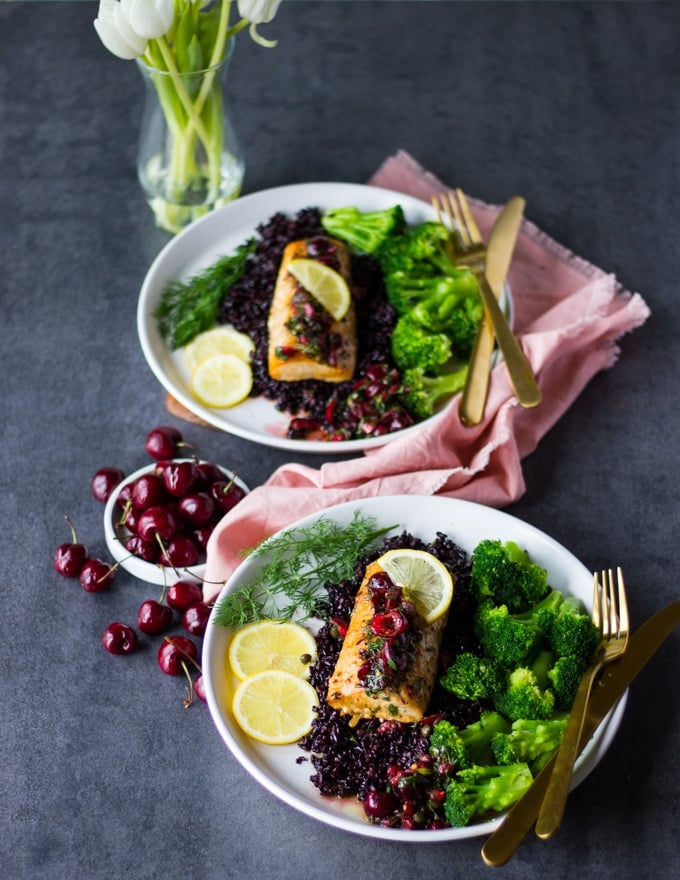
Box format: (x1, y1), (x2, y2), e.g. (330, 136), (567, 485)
(202, 150), (650, 602)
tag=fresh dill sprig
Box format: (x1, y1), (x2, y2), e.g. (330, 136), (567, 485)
(154, 238), (256, 350)
(213, 512), (397, 628)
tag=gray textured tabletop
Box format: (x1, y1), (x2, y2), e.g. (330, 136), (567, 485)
(2, 1), (679, 878)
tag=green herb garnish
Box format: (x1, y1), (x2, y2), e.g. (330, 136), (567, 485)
(213, 512), (397, 628)
(154, 238), (256, 349)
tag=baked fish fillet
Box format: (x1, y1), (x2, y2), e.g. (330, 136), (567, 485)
(326, 560), (449, 723)
(267, 237), (357, 382)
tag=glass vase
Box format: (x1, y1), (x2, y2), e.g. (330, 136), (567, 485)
(136, 45), (244, 235)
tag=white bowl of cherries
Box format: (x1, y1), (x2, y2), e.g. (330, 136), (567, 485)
(103, 427), (249, 586)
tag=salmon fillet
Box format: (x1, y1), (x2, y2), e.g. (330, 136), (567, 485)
(326, 560), (450, 723)
(267, 238), (357, 382)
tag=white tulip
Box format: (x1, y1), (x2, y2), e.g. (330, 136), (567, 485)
(93, 0), (147, 60)
(122, 0), (174, 40)
(237, 0), (282, 25)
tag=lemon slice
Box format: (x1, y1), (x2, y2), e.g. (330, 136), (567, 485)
(287, 258), (351, 321)
(375, 548), (454, 624)
(183, 326), (255, 372)
(232, 670), (319, 745)
(190, 353), (252, 408)
(228, 620), (317, 681)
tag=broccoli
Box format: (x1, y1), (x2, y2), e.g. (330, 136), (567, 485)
(547, 653), (588, 710)
(493, 664), (556, 722)
(540, 594), (601, 662)
(320, 204), (406, 255)
(444, 763), (534, 827)
(491, 716), (567, 772)
(474, 592), (563, 666)
(470, 539), (550, 611)
(400, 365), (468, 420)
(429, 712), (510, 771)
(444, 295), (485, 360)
(439, 652), (504, 702)
(390, 313), (452, 373)
(377, 222), (479, 316)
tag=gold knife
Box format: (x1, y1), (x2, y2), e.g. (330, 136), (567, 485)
(481, 599), (680, 866)
(459, 197), (536, 425)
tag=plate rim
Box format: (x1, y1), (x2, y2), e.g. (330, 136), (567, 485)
(202, 494), (627, 842)
(136, 181), (503, 455)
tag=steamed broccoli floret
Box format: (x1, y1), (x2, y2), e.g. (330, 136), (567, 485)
(470, 539), (550, 611)
(474, 592), (563, 666)
(377, 222), (479, 316)
(429, 712), (510, 771)
(390, 313), (452, 373)
(444, 763), (534, 827)
(444, 295), (485, 360)
(540, 594), (601, 662)
(439, 652), (504, 702)
(320, 204), (406, 255)
(547, 654), (588, 710)
(493, 664), (556, 722)
(400, 365), (468, 420)
(491, 716), (567, 772)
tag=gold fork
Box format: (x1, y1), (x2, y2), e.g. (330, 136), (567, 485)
(535, 567), (630, 839)
(432, 190), (541, 411)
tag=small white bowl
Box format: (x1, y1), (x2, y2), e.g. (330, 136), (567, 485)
(103, 459), (249, 586)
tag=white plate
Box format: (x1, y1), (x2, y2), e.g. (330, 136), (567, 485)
(202, 495), (626, 842)
(103, 460), (249, 586)
(137, 182), (508, 455)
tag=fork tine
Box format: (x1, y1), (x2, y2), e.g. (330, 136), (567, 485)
(616, 566), (630, 637)
(591, 571), (602, 630)
(453, 188), (483, 245)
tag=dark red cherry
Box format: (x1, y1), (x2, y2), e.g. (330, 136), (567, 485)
(182, 602), (210, 636)
(159, 533), (200, 567)
(167, 580), (203, 611)
(137, 599), (174, 634)
(80, 558), (115, 592)
(145, 426), (185, 461)
(178, 492), (215, 526)
(125, 535), (158, 563)
(194, 674), (207, 703)
(91, 467), (125, 503)
(162, 460), (199, 497)
(158, 636), (198, 675)
(192, 524), (214, 550)
(136, 505), (178, 543)
(131, 473), (168, 510)
(54, 517), (89, 577)
(195, 462), (225, 486)
(102, 622), (138, 655)
(210, 479), (246, 513)
(363, 790), (399, 819)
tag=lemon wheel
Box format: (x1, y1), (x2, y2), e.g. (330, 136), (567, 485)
(190, 353), (252, 408)
(232, 670), (319, 745)
(286, 258), (351, 321)
(183, 325), (254, 372)
(228, 620), (317, 681)
(375, 548), (454, 623)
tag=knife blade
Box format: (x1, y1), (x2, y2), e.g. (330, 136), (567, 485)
(459, 196), (535, 426)
(481, 599), (680, 867)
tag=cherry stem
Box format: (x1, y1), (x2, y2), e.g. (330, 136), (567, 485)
(181, 660), (195, 708)
(65, 514), (78, 543)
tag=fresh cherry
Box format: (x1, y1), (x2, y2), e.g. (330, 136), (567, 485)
(167, 580), (203, 611)
(178, 492), (215, 526)
(210, 479), (246, 513)
(192, 524), (214, 550)
(54, 516), (89, 577)
(194, 674), (207, 703)
(159, 533), (200, 568)
(131, 473), (168, 509)
(145, 426), (185, 461)
(136, 505), (178, 543)
(80, 558), (116, 592)
(137, 598), (174, 635)
(182, 602), (210, 636)
(158, 636), (198, 676)
(195, 462), (225, 486)
(125, 535), (158, 562)
(91, 467), (125, 503)
(102, 622), (138, 655)
(162, 460), (199, 498)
